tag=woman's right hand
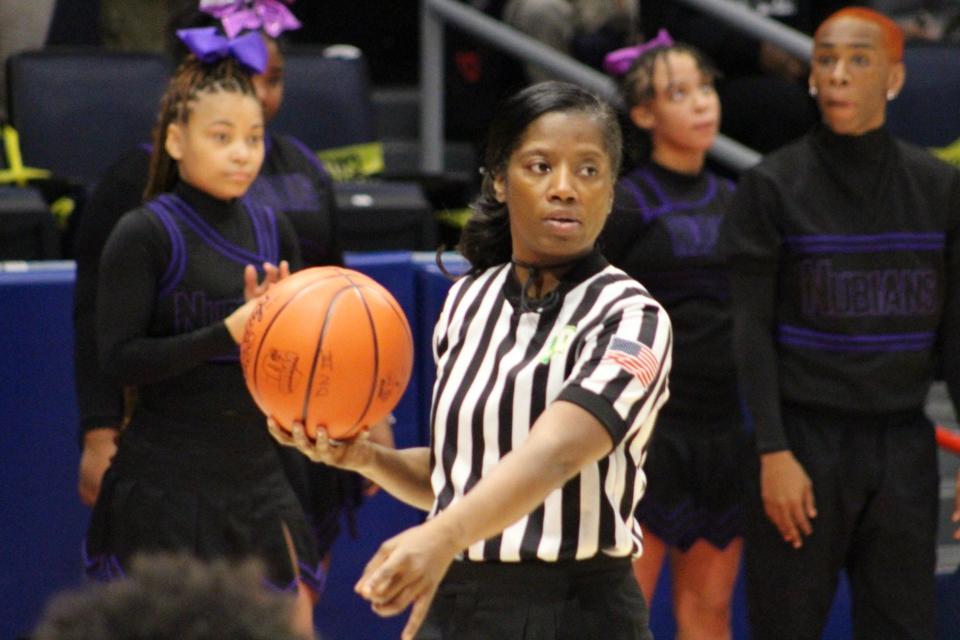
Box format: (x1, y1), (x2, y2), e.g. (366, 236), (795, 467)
(267, 417), (374, 472)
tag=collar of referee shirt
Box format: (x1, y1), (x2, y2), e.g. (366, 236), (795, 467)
(510, 246), (603, 313)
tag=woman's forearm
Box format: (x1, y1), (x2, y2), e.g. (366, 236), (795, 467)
(360, 445), (434, 511)
(427, 401), (613, 551)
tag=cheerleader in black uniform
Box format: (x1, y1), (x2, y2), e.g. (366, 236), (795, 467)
(273, 81), (674, 640)
(85, 36), (318, 636)
(600, 34), (743, 639)
(75, 6), (384, 591)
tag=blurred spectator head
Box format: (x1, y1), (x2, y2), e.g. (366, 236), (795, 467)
(33, 553), (303, 640)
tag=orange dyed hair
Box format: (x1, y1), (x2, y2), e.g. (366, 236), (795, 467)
(815, 7), (904, 62)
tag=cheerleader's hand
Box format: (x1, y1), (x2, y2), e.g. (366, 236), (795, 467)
(226, 261), (290, 342)
(267, 417), (374, 472)
(242, 260), (291, 301)
(224, 297), (259, 343)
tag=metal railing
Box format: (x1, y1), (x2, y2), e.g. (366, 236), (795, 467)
(420, 0), (813, 175)
(676, 0), (812, 60)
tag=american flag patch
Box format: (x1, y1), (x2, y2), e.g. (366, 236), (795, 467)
(602, 336), (659, 386)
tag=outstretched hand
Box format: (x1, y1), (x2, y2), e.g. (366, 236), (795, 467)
(225, 261), (291, 342)
(760, 450), (817, 549)
(243, 260), (290, 301)
(355, 521), (461, 640)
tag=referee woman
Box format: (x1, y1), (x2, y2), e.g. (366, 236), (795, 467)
(272, 81), (673, 640)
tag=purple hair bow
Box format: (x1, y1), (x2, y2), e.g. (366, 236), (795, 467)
(602, 29), (675, 76)
(177, 27), (268, 74)
(200, 0), (302, 39)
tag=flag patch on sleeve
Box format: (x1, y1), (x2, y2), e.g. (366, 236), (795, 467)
(602, 336), (659, 386)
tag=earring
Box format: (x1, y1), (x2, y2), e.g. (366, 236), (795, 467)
(886, 90), (897, 100)
(808, 86), (818, 97)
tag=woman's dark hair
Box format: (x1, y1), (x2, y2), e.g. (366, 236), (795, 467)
(619, 43), (718, 167)
(456, 81), (622, 274)
(144, 55), (259, 200)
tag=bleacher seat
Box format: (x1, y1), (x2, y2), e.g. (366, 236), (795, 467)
(335, 181), (436, 251)
(6, 49), (169, 186)
(272, 45), (438, 252)
(0, 186), (58, 260)
(270, 45), (379, 152)
(886, 44), (960, 148)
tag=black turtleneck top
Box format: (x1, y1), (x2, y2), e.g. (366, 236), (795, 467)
(75, 132), (338, 437)
(96, 180), (301, 426)
(720, 124), (960, 453)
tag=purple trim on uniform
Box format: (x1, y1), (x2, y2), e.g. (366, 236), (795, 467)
(160, 194), (269, 267)
(243, 199), (270, 264)
(82, 541), (127, 582)
(161, 194), (261, 265)
(298, 559), (328, 595)
(263, 206), (279, 264)
(246, 202), (280, 265)
(636, 498), (741, 551)
(777, 324), (936, 352)
(785, 232), (945, 254)
(266, 559), (328, 595)
(147, 201), (188, 299)
(638, 168), (718, 220)
(621, 176), (653, 223)
(286, 134), (331, 180)
(239, 200), (280, 266)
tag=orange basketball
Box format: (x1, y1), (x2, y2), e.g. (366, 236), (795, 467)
(240, 266), (413, 440)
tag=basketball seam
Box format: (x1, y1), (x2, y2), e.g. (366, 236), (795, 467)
(341, 271), (384, 432)
(247, 271), (347, 418)
(300, 284), (357, 431)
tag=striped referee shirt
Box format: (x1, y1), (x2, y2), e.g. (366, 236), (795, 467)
(429, 250), (672, 562)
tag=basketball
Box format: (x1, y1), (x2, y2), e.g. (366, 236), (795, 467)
(240, 266), (414, 440)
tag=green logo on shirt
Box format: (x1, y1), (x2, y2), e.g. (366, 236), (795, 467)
(540, 325), (577, 364)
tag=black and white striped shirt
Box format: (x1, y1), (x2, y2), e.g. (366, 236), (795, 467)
(429, 250), (672, 562)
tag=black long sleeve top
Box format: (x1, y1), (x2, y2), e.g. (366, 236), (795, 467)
(720, 124), (960, 452)
(96, 180), (301, 427)
(75, 132), (336, 436)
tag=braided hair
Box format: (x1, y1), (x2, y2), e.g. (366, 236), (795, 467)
(144, 55), (259, 200)
(619, 43), (718, 167)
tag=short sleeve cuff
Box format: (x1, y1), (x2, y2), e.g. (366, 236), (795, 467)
(556, 385), (630, 447)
